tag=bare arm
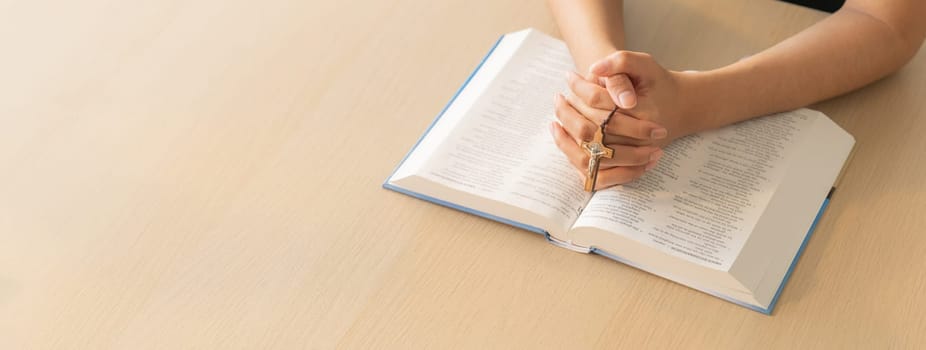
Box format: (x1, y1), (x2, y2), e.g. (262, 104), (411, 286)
(682, 0), (926, 133)
(550, 0), (926, 188)
(549, 0), (668, 187)
(547, 0), (625, 73)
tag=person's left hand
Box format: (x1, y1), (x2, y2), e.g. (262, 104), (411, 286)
(550, 51), (699, 189)
(550, 70), (667, 189)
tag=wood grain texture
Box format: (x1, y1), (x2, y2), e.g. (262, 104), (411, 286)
(0, 0), (924, 348)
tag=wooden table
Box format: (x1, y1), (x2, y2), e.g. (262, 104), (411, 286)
(2, 0), (925, 348)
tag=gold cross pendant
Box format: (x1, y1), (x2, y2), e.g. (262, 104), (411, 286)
(580, 108), (617, 192)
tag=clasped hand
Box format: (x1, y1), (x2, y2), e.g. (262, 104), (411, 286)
(550, 50), (693, 190)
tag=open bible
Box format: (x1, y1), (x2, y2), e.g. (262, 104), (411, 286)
(384, 28), (854, 313)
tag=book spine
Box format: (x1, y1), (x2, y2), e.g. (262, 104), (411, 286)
(545, 233), (592, 253)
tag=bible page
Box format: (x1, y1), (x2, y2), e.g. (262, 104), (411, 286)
(572, 111), (816, 270)
(392, 29), (592, 235)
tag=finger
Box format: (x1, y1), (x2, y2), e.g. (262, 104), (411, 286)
(566, 71), (615, 110)
(549, 121), (590, 172)
(554, 93), (599, 143)
(594, 159), (660, 190)
(602, 135), (650, 147)
(589, 50), (650, 78)
(589, 51), (653, 109)
(562, 91), (612, 126)
(598, 145), (663, 168)
(603, 112), (668, 141)
(603, 73), (637, 109)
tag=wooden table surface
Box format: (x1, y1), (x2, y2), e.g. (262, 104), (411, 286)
(2, 0), (925, 348)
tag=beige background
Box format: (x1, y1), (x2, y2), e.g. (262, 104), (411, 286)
(1, 0), (925, 348)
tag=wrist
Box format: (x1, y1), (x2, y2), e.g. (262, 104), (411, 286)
(676, 64), (773, 134)
(572, 41), (619, 74)
(548, 0), (625, 73)
(672, 70), (721, 136)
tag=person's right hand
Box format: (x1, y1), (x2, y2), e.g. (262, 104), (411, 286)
(550, 70), (668, 189)
(551, 50), (702, 190)
(587, 50), (697, 147)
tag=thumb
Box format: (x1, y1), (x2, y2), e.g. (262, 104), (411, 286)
(603, 74), (637, 109)
(589, 51), (645, 77)
(589, 51), (647, 109)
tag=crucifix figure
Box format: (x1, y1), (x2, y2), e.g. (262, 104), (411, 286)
(580, 108), (617, 192)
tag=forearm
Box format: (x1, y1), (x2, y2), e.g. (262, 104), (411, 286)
(548, 0), (625, 73)
(683, 5), (925, 133)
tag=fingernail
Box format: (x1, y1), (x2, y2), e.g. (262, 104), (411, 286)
(645, 161), (658, 171)
(565, 71), (575, 81)
(651, 128), (668, 140)
(649, 149), (664, 162)
(618, 91), (636, 108)
(549, 122), (557, 134)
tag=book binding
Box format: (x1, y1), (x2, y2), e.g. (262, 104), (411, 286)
(545, 233), (592, 253)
